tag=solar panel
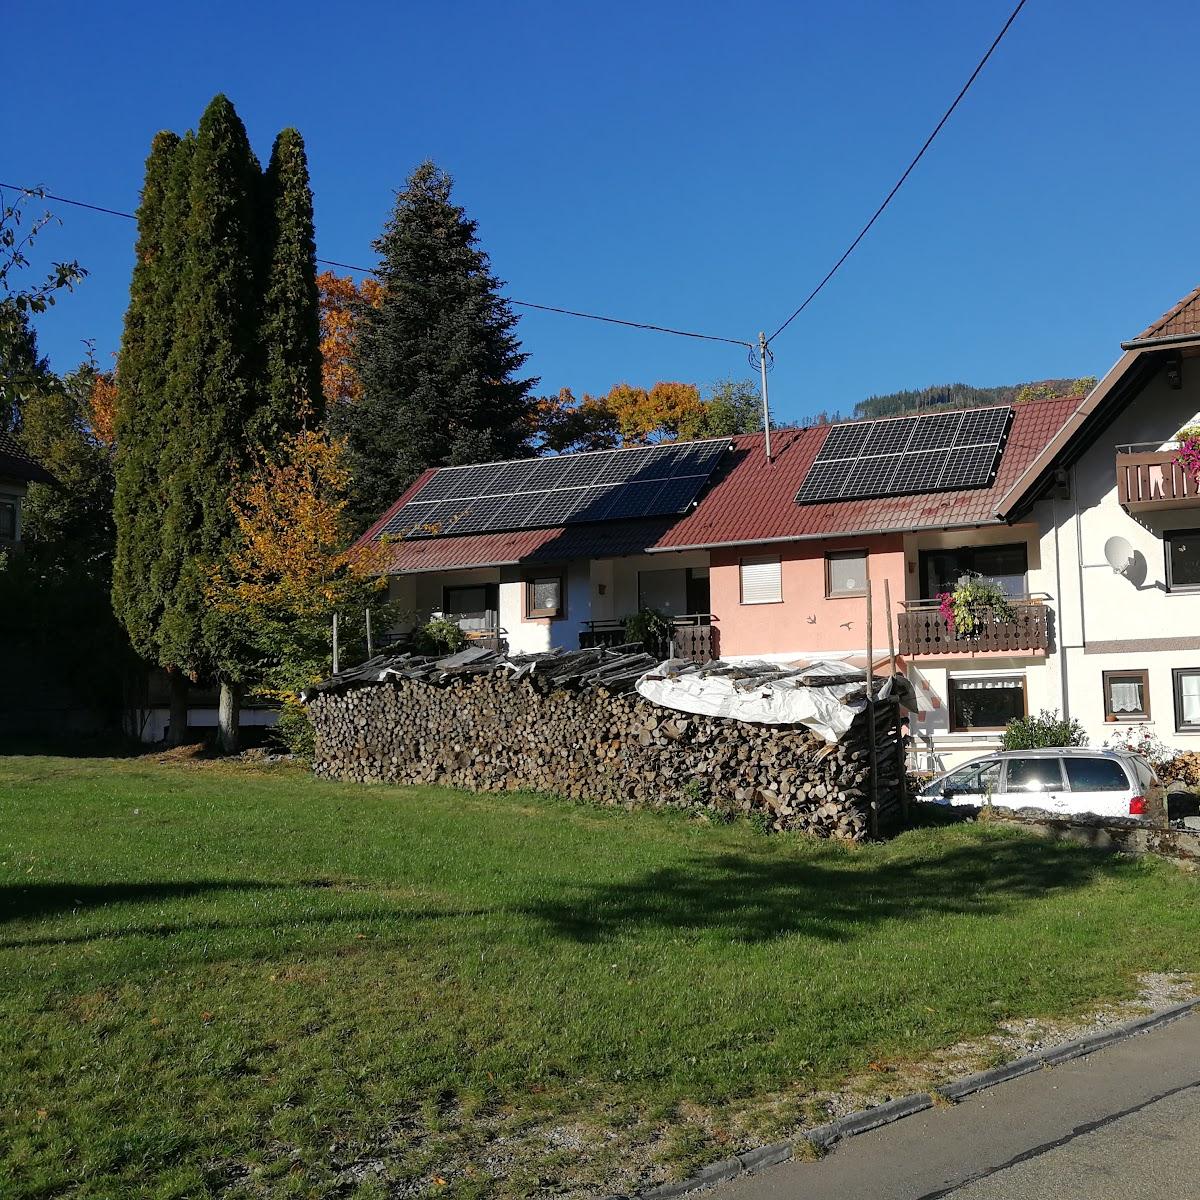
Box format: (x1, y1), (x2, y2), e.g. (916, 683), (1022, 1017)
(795, 406), (1012, 506)
(379, 438), (731, 538)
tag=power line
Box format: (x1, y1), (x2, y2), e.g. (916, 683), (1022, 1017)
(0, 182), (751, 349)
(766, 0), (1029, 345)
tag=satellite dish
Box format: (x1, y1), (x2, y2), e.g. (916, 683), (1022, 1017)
(1104, 535), (1136, 576)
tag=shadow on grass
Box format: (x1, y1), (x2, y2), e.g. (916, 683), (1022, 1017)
(0, 880), (284, 923)
(523, 831), (1119, 944)
(0, 881), (493, 952)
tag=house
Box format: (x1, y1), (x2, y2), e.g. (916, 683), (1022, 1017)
(0, 431), (55, 549)
(358, 286), (1200, 771)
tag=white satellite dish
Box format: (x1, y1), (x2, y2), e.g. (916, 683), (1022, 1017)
(1104, 535), (1136, 576)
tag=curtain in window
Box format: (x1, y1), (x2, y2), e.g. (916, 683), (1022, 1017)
(1109, 681), (1144, 713)
(951, 676), (1021, 690)
(1181, 674), (1200, 724)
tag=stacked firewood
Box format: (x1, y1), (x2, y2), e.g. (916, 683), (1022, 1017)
(307, 650), (904, 840)
(1161, 751), (1200, 789)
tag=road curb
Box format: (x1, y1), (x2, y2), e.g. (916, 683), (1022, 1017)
(618, 996), (1200, 1199)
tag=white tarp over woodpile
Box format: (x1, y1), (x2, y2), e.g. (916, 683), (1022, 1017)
(636, 658), (915, 743)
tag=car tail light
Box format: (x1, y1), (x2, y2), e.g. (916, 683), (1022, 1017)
(1129, 796), (1147, 816)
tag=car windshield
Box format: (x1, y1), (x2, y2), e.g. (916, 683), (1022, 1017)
(929, 760), (1001, 795)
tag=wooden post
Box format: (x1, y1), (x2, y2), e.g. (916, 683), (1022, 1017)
(865, 578), (880, 839)
(332, 612), (340, 676)
(884, 578), (909, 825)
(366, 607), (374, 659)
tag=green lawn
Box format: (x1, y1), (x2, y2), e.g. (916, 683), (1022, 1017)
(3, 754), (1200, 1199)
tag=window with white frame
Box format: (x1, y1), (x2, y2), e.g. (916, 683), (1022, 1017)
(1173, 669), (1200, 731)
(739, 555), (782, 605)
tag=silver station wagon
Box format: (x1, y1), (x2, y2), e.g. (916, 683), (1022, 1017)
(919, 749), (1163, 821)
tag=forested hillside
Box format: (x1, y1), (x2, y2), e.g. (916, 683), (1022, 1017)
(848, 377), (1094, 421)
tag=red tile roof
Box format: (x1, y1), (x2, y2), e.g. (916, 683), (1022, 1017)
(363, 395), (1081, 573)
(1128, 284), (1200, 343)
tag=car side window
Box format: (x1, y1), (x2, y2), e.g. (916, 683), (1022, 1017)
(942, 761), (1001, 794)
(1063, 758), (1130, 792)
(1003, 757), (1065, 792)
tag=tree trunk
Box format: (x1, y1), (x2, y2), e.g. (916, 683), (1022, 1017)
(217, 680), (242, 755)
(166, 668), (190, 747)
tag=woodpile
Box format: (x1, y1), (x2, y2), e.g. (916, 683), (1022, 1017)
(307, 647), (904, 841)
(1162, 751), (1200, 789)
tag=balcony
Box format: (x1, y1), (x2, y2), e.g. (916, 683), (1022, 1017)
(1116, 443), (1200, 512)
(579, 614), (717, 663)
(898, 598), (1049, 658)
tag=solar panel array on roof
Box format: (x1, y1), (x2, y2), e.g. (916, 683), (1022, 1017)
(379, 439), (730, 539)
(794, 406), (1012, 505)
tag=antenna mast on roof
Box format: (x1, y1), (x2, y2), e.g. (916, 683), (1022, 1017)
(757, 331), (774, 463)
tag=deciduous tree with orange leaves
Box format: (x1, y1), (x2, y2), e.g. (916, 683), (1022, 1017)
(205, 428), (396, 752)
(317, 269), (383, 408)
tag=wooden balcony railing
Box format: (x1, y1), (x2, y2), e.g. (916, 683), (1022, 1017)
(579, 615), (717, 663)
(897, 599), (1049, 657)
(1116, 444), (1200, 512)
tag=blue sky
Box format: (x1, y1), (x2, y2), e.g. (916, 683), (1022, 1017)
(5, 1), (1200, 424)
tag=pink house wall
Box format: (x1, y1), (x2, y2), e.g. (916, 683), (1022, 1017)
(710, 535), (907, 658)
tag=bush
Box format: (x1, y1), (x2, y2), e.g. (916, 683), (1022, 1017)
(414, 617), (467, 657)
(623, 608), (674, 655)
(1002, 709), (1087, 750)
(270, 699), (315, 758)
(1104, 725), (1172, 768)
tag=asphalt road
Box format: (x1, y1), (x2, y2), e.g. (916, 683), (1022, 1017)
(714, 1012), (1200, 1200)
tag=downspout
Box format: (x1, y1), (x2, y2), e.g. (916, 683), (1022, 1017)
(1071, 464), (1088, 652)
(1052, 496), (1071, 720)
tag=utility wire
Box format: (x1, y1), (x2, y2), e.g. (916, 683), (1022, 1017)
(766, 0), (1029, 345)
(0, 182), (752, 349)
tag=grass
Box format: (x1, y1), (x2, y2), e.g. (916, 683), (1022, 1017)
(3, 754), (1200, 1198)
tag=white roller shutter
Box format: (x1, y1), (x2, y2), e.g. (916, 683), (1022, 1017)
(739, 555), (782, 604)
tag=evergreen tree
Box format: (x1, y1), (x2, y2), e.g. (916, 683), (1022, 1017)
(112, 130), (185, 667)
(152, 95), (262, 749)
(256, 127), (322, 439)
(333, 161), (537, 529)
(0, 307), (50, 433)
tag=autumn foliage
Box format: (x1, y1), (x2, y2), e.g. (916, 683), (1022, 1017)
(535, 378), (761, 452)
(88, 371), (118, 446)
(206, 429), (393, 750)
(317, 269), (383, 408)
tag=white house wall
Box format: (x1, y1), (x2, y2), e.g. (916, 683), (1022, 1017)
(1028, 360), (1200, 756)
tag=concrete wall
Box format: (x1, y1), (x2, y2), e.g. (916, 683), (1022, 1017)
(708, 535), (906, 661)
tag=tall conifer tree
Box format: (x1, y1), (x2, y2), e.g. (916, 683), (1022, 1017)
(332, 161), (537, 530)
(112, 131), (194, 734)
(153, 96), (262, 748)
(257, 127), (322, 439)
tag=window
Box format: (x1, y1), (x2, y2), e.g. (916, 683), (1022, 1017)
(1173, 668), (1200, 731)
(0, 499), (15, 541)
(739, 555), (782, 605)
(948, 674), (1026, 732)
(920, 543), (1028, 599)
(1064, 757), (1129, 792)
(926, 759), (1002, 798)
(1003, 756), (1065, 793)
(1165, 530), (1200, 591)
(443, 584), (498, 632)
(524, 575), (564, 619)
(1103, 669), (1150, 721)
(825, 549), (868, 597)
